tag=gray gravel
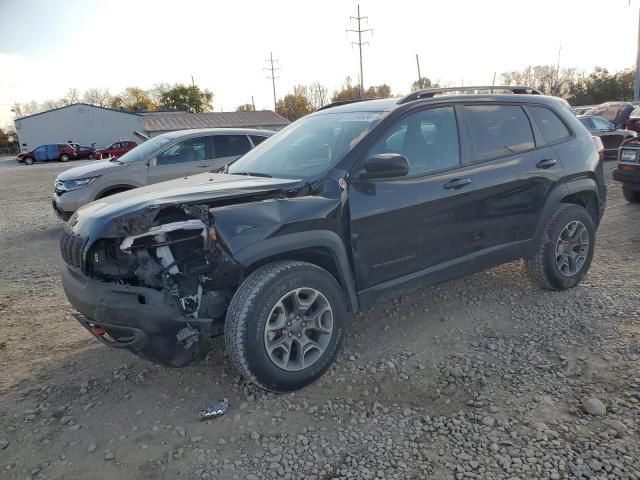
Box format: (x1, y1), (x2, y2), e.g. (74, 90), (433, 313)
(0, 161), (639, 479)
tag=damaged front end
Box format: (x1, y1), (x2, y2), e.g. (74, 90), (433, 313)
(63, 203), (243, 367)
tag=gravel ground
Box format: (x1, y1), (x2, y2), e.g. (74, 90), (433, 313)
(0, 159), (639, 480)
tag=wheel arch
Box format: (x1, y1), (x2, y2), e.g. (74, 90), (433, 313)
(95, 184), (136, 199)
(532, 178), (601, 251)
(233, 230), (359, 313)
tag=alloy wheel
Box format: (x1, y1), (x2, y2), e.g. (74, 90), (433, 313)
(555, 220), (589, 277)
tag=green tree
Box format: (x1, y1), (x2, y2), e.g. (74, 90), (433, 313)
(365, 84), (392, 99)
(567, 67), (634, 105)
(236, 103), (255, 112)
(331, 77), (361, 102)
(276, 85), (313, 121)
(159, 84), (214, 113)
(411, 77), (441, 91)
(120, 87), (156, 111)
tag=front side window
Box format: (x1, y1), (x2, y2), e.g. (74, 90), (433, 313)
(466, 105), (535, 161)
(529, 106), (571, 143)
(369, 107), (460, 176)
(156, 137), (206, 166)
(214, 135), (252, 158)
(228, 111), (384, 178)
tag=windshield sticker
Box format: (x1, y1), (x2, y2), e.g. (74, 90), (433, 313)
(342, 112), (381, 122)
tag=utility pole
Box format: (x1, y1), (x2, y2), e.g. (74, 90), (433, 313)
(491, 72), (496, 93)
(416, 54), (423, 90)
(554, 45), (562, 96)
(191, 74), (195, 87)
(264, 52), (281, 111)
(635, 5), (640, 101)
(251, 95), (256, 111)
(347, 5), (372, 99)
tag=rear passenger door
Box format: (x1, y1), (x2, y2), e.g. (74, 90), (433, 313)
(462, 103), (567, 259)
(210, 134), (253, 170)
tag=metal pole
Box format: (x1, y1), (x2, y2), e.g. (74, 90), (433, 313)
(635, 6), (640, 101)
(416, 54), (423, 89)
(270, 52), (277, 110)
(347, 5), (371, 99)
(491, 72), (496, 93)
(251, 95), (255, 111)
(554, 45), (562, 96)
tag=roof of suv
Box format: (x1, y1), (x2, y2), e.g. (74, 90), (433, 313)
(311, 86), (568, 116)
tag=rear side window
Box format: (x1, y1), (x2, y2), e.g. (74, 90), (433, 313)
(250, 135), (268, 146)
(214, 135), (252, 157)
(529, 106), (571, 144)
(465, 105), (535, 161)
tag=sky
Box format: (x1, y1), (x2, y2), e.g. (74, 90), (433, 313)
(0, 0), (638, 127)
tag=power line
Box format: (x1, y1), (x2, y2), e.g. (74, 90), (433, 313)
(264, 52), (281, 111)
(347, 4), (372, 99)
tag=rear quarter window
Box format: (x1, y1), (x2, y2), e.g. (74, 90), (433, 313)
(465, 105), (535, 162)
(529, 106), (571, 144)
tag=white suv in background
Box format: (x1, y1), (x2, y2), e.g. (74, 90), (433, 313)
(52, 128), (273, 220)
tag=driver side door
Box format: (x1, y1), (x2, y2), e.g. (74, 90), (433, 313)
(147, 136), (211, 184)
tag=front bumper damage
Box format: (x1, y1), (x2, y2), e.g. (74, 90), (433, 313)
(63, 264), (217, 367)
(60, 203), (239, 367)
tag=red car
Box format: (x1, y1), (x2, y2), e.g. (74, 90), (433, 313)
(17, 144), (78, 165)
(95, 141), (137, 159)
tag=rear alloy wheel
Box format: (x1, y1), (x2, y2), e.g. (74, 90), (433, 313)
(225, 261), (348, 392)
(623, 188), (640, 203)
(525, 204), (595, 290)
(60, 154), (70, 162)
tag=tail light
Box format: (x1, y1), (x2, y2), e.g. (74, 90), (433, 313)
(592, 136), (604, 153)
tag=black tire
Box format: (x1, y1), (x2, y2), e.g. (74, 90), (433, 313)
(24, 157), (34, 165)
(622, 188), (640, 203)
(224, 260), (348, 392)
(60, 154), (70, 162)
(525, 203), (595, 290)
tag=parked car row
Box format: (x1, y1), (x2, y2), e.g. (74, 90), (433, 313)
(16, 140), (138, 165)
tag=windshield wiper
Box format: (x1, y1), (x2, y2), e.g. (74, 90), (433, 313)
(231, 171), (272, 178)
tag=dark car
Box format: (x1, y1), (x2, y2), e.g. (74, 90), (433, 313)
(17, 144), (78, 165)
(59, 86), (606, 392)
(95, 141), (137, 159)
(577, 115), (636, 160)
(585, 101), (635, 130)
(69, 144), (97, 159)
(613, 136), (640, 202)
(623, 104), (640, 134)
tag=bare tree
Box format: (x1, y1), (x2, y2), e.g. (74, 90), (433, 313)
(60, 88), (80, 106)
(83, 88), (112, 107)
(307, 82), (329, 109)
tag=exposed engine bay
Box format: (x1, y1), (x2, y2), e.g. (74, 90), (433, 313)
(86, 204), (242, 326)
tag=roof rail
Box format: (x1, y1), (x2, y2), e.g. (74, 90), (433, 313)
(397, 85), (542, 105)
(315, 98), (372, 112)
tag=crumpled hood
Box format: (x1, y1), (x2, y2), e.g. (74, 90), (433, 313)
(73, 172), (303, 239)
(57, 160), (127, 181)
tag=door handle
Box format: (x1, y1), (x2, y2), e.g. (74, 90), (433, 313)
(536, 158), (557, 169)
(443, 178), (472, 190)
(196, 164), (209, 168)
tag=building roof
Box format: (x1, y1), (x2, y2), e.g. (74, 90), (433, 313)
(143, 110), (290, 132)
(15, 102), (140, 121)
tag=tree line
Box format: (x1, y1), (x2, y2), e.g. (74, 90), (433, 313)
(8, 65), (637, 128)
(11, 83), (214, 119)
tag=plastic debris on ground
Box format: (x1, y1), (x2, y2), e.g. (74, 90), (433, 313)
(199, 397), (230, 421)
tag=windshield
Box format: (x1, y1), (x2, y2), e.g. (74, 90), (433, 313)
(228, 111), (384, 178)
(116, 135), (174, 164)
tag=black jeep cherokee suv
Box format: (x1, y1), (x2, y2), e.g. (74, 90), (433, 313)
(60, 86), (606, 392)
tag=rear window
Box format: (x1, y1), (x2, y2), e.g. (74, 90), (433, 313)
(465, 105), (536, 161)
(529, 106), (571, 144)
(214, 135), (251, 158)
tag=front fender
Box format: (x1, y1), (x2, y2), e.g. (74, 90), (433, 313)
(232, 230), (359, 313)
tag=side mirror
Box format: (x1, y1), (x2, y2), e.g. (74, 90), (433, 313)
(361, 153), (409, 179)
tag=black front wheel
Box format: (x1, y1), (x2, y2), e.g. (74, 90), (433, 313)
(224, 261), (348, 392)
(525, 204), (596, 290)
